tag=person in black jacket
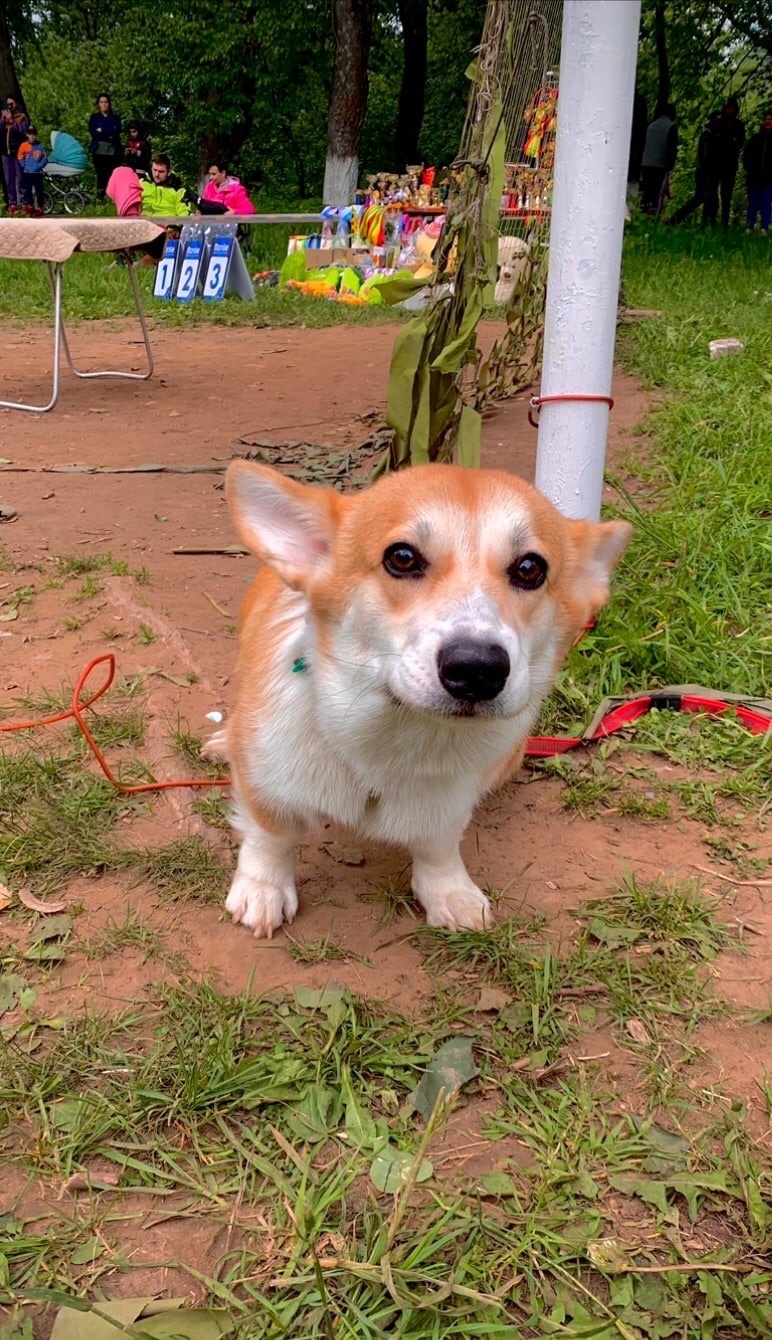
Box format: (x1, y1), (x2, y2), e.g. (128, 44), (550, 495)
(88, 93), (122, 198)
(668, 112), (722, 226)
(2, 96), (29, 214)
(640, 104), (678, 216)
(716, 95), (745, 227)
(123, 121), (151, 175)
(743, 112), (772, 234)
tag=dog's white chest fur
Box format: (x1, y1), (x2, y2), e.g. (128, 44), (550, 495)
(244, 611), (526, 845)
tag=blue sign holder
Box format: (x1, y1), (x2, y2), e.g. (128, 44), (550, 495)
(176, 235), (204, 303)
(201, 222), (255, 301)
(202, 235), (234, 301)
(153, 237), (180, 301)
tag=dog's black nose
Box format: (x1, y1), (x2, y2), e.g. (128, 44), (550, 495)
(437, 641), (510, 703)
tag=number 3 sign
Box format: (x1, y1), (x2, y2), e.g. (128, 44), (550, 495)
(203, 236), (234, 301)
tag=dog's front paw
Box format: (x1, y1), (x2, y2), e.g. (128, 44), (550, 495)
(225, 872), (298, 939)
(416, 882), (494, 932)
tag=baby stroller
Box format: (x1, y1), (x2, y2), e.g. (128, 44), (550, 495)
(43, 131), (89, 215)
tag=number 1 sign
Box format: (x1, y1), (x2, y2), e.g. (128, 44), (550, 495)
(202, 236), (234, 301)
(153, 238), (180, 301)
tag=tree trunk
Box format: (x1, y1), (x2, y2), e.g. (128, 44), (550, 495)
(323, 0), (371, 205)
(653, 1), (670, 114)
(0, 5), (24, 106)
(198, 99), (255, 184)
(394, 0), (428, 170)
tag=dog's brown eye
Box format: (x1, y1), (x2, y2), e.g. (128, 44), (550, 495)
(508, 552), (548, 590)
(383, 543), (427, 579)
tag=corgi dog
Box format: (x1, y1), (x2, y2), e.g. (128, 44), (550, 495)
(210, 462), (631, 939)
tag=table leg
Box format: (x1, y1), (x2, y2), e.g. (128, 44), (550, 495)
(57, 251), (154, 382)
(0, 263), (62, 413)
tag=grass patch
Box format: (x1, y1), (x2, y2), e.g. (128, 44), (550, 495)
(54, 553), (131, 580)
(537, 707), (768, 830)
(0, 252), (405, 329)
(191, 792), (231, 830)
(134, 834), (230, 903)
(0, 982), (768, 1333)
(578, 870), (734, 958)
(81, 704), (146, 751)
(416, 873), (736, 1079)
(358, 873), (417, 925)
(285, 931), (369, 967)
(169, 720), (224, 780)
(83, 910), (164, 963)
(0, 745), (133, 894)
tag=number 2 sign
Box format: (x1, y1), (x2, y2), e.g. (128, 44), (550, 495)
(176, 238), (204, 303)
(202, 236), (234, 301)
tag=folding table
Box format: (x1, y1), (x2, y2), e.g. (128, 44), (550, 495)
(0, 217), (165, 413)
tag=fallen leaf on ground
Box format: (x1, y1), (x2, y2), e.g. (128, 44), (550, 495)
(63, 1169), (121, 1194)
(476, 987), (510, 1013)
(409, 1036), (478, 1121)
(17, 888), (68, 914)
(626, 1018), (652, 1046)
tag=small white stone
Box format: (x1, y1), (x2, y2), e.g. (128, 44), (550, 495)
(709, 338), (744, 359)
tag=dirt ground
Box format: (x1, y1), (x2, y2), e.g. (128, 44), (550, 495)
(1, 317), (768, 1035)
(1, 320), (770, 1316)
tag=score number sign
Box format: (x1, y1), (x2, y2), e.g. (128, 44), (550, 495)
(202, 236), (234, 301)
(176, 238), (204, 303)
(153, 238), (179, 301)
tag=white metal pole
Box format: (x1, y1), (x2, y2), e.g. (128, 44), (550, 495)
(534, 0), (641, 520)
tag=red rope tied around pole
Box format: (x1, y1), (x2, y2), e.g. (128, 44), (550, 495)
(528, 393), (615, 428)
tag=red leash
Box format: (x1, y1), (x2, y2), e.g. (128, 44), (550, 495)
(525, 688), (771, 758)
(1, 654), (769, 792)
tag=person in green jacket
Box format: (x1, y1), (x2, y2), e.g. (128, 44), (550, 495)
(140, 154), (191, 217)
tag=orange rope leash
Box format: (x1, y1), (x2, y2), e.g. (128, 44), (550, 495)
(0, 653), (229, 794)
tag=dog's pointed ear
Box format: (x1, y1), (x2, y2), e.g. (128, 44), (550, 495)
(226, 461), (348, 590)
(568, 518), (633, 622)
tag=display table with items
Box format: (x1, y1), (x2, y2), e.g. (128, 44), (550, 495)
(0, 217), (164, 413)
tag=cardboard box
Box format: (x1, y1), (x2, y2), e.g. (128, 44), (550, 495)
(304, 247), (372, 269)
(303, 246), (423, 275)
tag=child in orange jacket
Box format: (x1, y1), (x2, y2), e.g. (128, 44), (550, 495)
(18, 126), (48, 215)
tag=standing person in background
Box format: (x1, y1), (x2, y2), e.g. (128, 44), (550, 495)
(668, 111), (722, 227)
(627, 87), (647, 204)
(123, 121), (151, 175)
(18, 124), (47, 216)
(716, 95), (745, 228)
(640, 104), (678, 217)
(743, 112), (772, 235)
(2, 96), (29, 214)
(89, 93), (122, 199)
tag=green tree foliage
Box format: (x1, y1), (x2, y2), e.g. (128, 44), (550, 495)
(9, 0), (486, 199)
(636, 1), (772, 202)
(9, 1), (765, 205)
(637, 1), (771, 140)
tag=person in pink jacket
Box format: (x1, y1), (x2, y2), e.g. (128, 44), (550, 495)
(201, 159), (256, 215)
